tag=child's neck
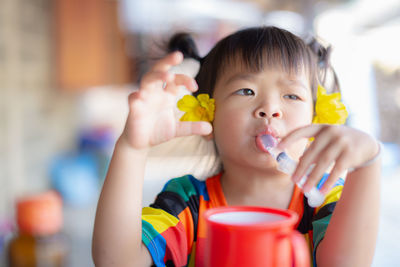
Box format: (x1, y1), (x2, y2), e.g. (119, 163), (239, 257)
(220, 166), (295, 210)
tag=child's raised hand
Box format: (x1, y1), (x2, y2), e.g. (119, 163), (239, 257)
(120, 52), (212, 150)
(278, 124), (380, 194)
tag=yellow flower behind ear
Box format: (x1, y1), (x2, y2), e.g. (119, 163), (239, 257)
(177, 94), (215, 122)
(312, 85), (348, 125)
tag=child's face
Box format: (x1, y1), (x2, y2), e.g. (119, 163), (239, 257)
(212, 64), (314, 170)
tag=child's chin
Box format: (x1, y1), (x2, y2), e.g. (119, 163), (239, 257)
(252, 154), (277, 168)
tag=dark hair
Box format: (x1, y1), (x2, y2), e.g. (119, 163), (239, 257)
(307, 37), (340, 93)
(167, 26), (338, 102)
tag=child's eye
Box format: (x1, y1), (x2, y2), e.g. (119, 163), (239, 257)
(284, 94), (301, 100)
(236, 88), (255, 96)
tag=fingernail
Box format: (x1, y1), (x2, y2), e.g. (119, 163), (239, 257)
(320, 187), (329, 195)
(296, 175), (307, 187)
(303, 184), (311, 193)
(192, 80), (198, 90)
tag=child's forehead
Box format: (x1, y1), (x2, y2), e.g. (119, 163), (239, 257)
(220, 51), (307, 75)
(217, 61), (310, 86)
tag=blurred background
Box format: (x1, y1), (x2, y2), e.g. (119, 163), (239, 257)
(1, 0), (399, 266)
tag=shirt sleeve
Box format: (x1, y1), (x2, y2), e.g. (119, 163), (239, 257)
(312, 177), (345, 266)
(141, 175), (203, 267)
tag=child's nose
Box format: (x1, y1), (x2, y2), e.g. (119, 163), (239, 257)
(255, 107), (282, 119)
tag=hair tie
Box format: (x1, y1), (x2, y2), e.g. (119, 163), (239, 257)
(312, 84), (348, 125)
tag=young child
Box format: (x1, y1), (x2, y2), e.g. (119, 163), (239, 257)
(92, 26), (381, 267)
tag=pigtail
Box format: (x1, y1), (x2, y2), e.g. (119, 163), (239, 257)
(307, 37), (340, 93)
(166, 33), (211, 97)
(167, 33), (202, 62)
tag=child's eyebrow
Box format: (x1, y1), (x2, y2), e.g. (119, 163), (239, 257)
(224, 73), (256, 85)
(280, 79), (308, 91)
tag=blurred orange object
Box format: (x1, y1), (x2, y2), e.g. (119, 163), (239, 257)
(8, 191), (68, 267)
(16, 191), (63, 236)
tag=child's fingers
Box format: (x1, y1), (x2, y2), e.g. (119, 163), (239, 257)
(151, 51), (184, 73)
(176, 121), (213, 137)
(141, 69), (197, 98)
(171, 74), (198, 92)
(278, 124), (325, 150)
(163, 74), (198, 95)
(301, 141), (342, 192)
(291, 129), (332, 182)
(140, 71), (174, 92)
(319, 153), (348, 194)
(128, 91), (140, 103)
(127, 91), (149, 118)
(293, 127), (337, 182)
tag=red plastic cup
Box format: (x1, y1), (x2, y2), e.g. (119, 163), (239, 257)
(203, 206), (310, 267)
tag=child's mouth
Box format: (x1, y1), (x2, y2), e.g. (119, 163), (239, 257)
(255, 134), (279, 153)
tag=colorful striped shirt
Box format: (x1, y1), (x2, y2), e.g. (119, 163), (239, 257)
(142, 173), (344, 267)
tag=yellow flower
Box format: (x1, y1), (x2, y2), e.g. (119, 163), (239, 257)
(312, 85), (348, 125)
(177, 94), (215, 122)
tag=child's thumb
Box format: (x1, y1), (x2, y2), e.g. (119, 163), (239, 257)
(176, 121), (213, 137)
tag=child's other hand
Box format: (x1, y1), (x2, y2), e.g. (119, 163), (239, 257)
(120, 52), (212, 150)
(278, 124), (380, 194)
